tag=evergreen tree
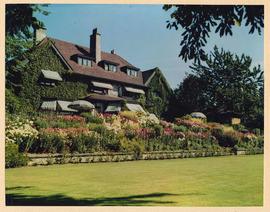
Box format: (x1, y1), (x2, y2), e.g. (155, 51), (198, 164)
(167, 47), (263, 129)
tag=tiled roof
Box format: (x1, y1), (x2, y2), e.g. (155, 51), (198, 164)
(142, 68), (156, 84)
(48, 38), (146, 87)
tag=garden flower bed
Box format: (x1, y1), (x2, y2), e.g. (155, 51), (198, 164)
(5, 112), (264, 168)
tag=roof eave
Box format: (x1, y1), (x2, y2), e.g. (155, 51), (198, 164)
(49, 39), (73, 71)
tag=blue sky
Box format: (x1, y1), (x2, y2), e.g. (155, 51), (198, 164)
(36, 4), (264, 89)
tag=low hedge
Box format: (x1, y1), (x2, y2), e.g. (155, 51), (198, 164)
(5, 142), (29, 168)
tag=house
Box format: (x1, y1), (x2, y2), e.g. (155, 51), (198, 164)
(7, 28), (171, 115)
(142, 67), (172, 117)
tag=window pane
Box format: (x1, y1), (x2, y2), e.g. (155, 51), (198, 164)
(87, 60), (92, 67)
(78, 57), (83, 65)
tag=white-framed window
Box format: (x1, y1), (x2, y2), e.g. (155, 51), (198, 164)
(127, 68), (138, 77)
(104, 63), (117, 72)
(78, 56), (92, 67)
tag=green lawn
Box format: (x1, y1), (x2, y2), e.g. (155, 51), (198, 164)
(5, 155), (263, 206)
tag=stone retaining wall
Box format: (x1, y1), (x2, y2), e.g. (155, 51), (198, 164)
(27, 149), (263, 166)
(27, 150), (237, 166)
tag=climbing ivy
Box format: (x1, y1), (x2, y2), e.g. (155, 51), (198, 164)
(145, 68), (172, 117)
(15, 41), (88, 110)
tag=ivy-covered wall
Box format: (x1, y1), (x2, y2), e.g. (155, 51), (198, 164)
(17, 41), (89, 110)
(145, 68), (172, 117)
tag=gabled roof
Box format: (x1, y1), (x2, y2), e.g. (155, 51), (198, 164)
(46, 37), (146, 88)
(142, 67), (171, 91)
(142, 68), (156, 85)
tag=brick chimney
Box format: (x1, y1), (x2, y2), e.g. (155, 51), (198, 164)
(34, 27), (47, 45)
(90, 28), (101, 64)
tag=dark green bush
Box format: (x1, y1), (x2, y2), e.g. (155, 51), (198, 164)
(252, 128), (261, 136)
(34, 118), (50, 129)
(81, 112), (103, 124)
(68, 134), (87, 153)
(232, 124), (246, 132)
(101, 130), (121, 152)
(88, 123), (107, 134)
(152, 124), (164, 137)
(190, 126), (208, 133)
(173, 125), (187, 132)
(5, 142), (29, 168)
(31, 132), (65, 153)
(124, 126), (137, 140)
(211, 128), (240, 148)
(83, 134), (100, 152)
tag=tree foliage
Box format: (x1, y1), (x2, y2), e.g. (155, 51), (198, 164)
(166, 47), (263, 129)
(5, 4), (49, 61)
(163, 5), (264, 63)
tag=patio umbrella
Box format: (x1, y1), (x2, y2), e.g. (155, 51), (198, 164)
(190, 112), (207, 119)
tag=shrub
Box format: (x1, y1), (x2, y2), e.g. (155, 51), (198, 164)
(34, 118), (50, 129)
(119, 111), (138, 122)
(232, 124), (246, 132)
(190, 126), (207, 133)
(136, 127), (156, 140)
(34, 115), (85, 129)
(252, 128), (261, 136)
(88, 123), (107, 134)
(32, 132), (66, 153)
(6, 116), (39, 152)
(152, 124), (164, 137)
(5, 142), (29, 168)
(124, 126), (137, 140)
(103, 113), (114, 124)
(101, 130), (121, 152)
(68, 134), (87, 153)
(120, 138), (145, 158)
(173, 125), (187, 133)
(81, 112), (103, 124)
(212, 128), (241, 147)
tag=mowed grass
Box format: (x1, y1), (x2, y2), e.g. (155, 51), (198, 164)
(6, 155), (263, 206)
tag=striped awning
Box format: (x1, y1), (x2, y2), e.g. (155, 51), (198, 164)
(126, 103), (146, 114)
(124, 86), (145, 94)
(41, 70), (63, 81)
(40, 101), (57, 111)
(68, 100), (95, 111)
(105, 104), (121, 112)
(91, 81), (113, 90)
(57, 101), (77, 112)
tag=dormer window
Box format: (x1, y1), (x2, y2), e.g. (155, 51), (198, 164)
(100, 60), (119, 72)
(104, 63), (117, 72)
(127, 68), (138, 77)
(77, 56), (92, 67)
(121, 65), (140, 77)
